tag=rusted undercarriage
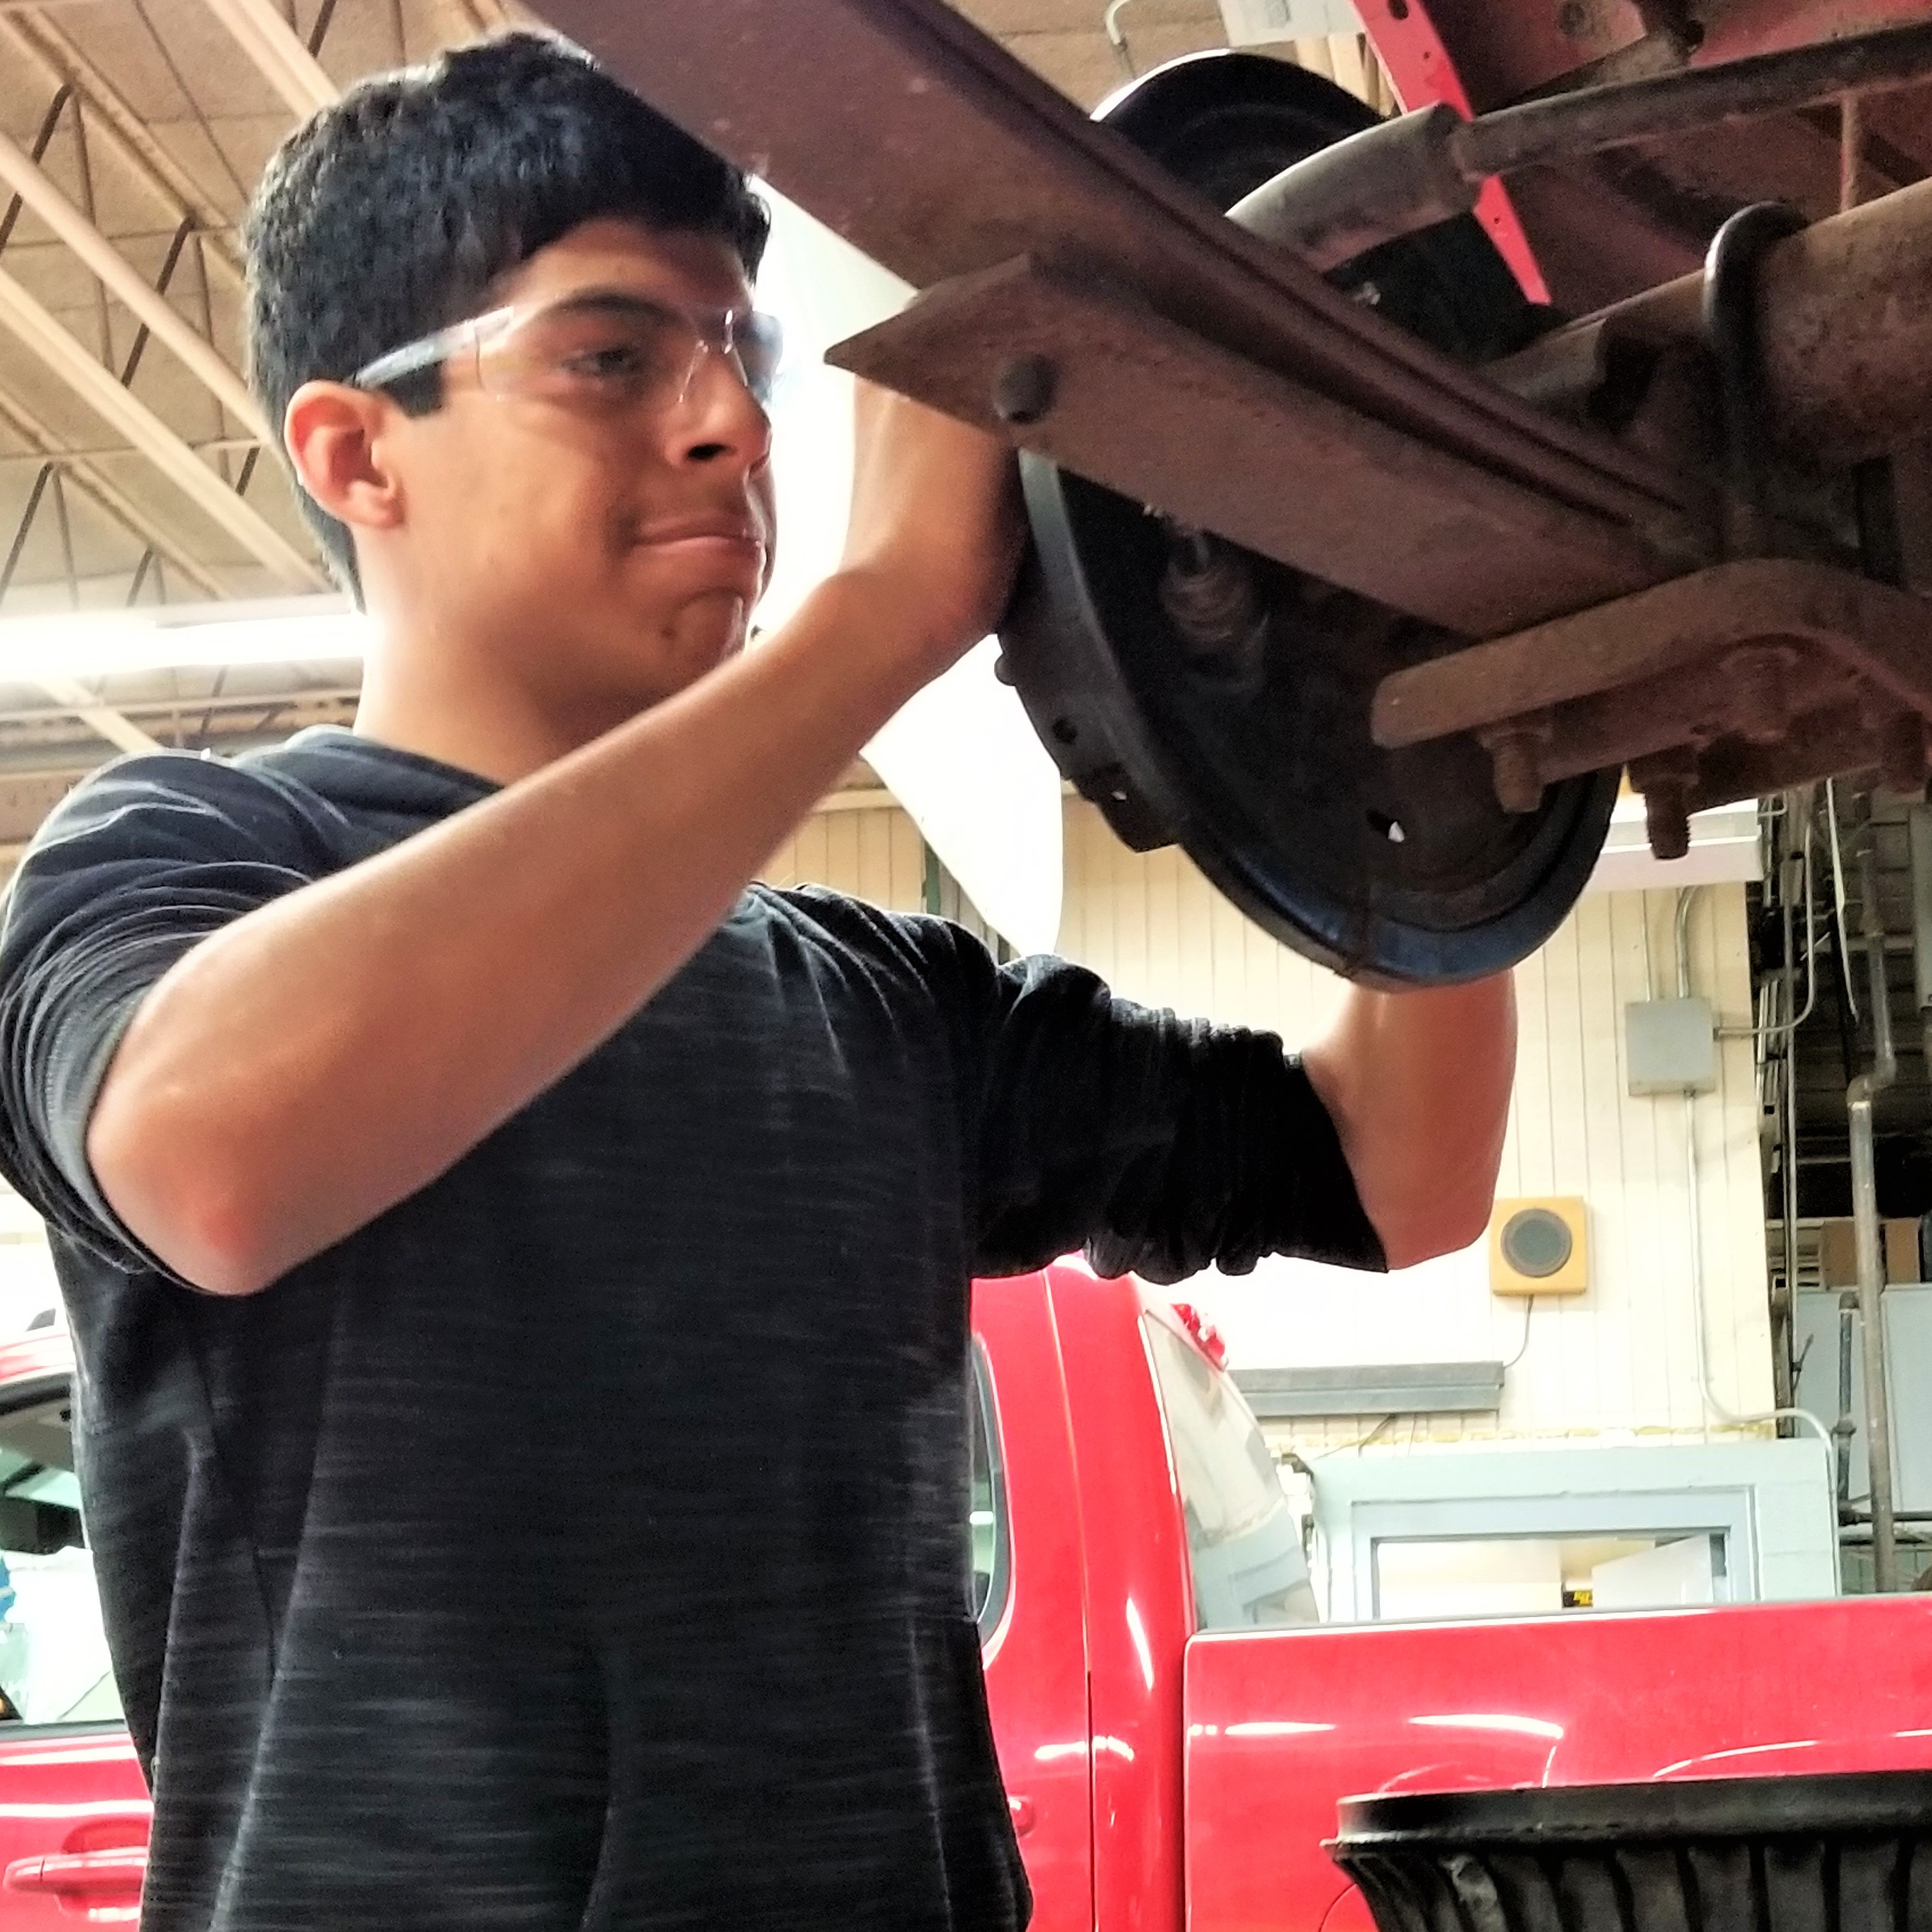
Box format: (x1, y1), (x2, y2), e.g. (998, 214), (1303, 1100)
(540, 0), (1932, 983)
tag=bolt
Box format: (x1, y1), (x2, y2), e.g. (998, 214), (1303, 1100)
(1644, 781), (1693, 861)
(1483, 728), (1546, 815)
(992, 354), (1056, 427)
(1159, 528), (1268, 685)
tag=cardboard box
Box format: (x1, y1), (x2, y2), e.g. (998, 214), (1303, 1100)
(1819, 1217), (1923, 1287)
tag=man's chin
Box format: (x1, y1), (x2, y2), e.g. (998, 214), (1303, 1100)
(604, 598), (747, 708)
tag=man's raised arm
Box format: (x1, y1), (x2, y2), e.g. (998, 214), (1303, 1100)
(85, 390), (1020, 1296)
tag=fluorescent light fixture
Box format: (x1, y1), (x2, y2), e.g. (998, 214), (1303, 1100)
(0, 597), (369, 681)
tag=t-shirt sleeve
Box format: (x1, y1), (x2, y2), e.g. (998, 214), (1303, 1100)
(940, 933), (1388, 1284)
(0, 755), (325, 1272)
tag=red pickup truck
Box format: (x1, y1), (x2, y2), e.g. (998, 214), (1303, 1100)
(3, 1264), (1932, 1930)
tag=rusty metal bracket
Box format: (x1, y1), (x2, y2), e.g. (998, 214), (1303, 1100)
(1372, 559), (1932, 837)
(832, 254), (1689, 637)
(538, 0), (1705, 544)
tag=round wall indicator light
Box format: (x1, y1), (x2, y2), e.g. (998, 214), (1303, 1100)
(1499, 1206), (1575, 1280)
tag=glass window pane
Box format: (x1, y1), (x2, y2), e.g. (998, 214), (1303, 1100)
(1143, 1317), (1318, 1631)
(0, 1391), (121, 1726)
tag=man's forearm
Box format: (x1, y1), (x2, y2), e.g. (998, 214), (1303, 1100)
(88, 574), (944, 1296)
(1301, 974), (1516, 1271)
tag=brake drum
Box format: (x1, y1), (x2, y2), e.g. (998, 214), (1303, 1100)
(997, 52), (1621, 988)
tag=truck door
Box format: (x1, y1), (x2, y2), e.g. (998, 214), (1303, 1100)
(972, 1279), (1093, 1932)
(0, 1364), (150, 1927)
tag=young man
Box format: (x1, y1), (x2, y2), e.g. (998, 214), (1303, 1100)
(0, 33), (1514, 1932)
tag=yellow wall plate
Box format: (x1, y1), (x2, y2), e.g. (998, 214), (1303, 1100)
(1489, 1197), (1589, 1297)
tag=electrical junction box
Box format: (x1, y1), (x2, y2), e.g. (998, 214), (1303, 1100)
(1488, 1197), (1590, 1297)
(1625, 997), (1718, 1096)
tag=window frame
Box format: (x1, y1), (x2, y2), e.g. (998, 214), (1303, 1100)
(0, 1368), (122, 1731)
(969, 1340), (1013, 1644)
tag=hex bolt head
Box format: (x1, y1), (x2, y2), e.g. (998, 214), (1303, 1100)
(993, 354), (1057, 427)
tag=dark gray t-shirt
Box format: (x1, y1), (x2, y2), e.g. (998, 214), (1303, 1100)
(0, 727), (1381, 1931)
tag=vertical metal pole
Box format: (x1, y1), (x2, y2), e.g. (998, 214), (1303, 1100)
(1776, 794), (1805, 1411)
(1850, 840), (1898, 1589)
(1907, 804), (1932, 1093)
(1836, 1292), (1857, 1509)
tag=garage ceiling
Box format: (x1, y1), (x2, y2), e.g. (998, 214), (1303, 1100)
(0, 0), (1351, 826)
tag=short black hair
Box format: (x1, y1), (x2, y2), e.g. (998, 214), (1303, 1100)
(243, 32), (771, 594)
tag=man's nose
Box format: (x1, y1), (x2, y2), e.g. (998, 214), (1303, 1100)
(665, 345), (773, 471)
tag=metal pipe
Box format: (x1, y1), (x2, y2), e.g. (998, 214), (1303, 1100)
(1776, 793), (1810, 1410)
(1461, 18), (1932, 176)
(1231, 18), (1932, 274)
(1485, 172), (1932, 469)
(1229, 104), (1477, 273)
(1908, 805), (1932, 1091)
(1848, 839), (1899, 1589)
(1673, 885), (1836, 1453)
(1837, 1292), (1858, 1511)
(1829, 780), (1857, 1022)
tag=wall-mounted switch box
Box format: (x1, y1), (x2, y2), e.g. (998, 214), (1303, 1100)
(1626, 997), (1718, 1096)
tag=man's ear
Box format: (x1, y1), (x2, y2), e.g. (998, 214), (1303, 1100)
(283, 381), (407, 534)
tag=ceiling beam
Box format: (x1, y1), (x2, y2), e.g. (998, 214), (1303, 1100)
(0, 13), (246, 289)
(0, 267), (322, 588)
(0, 385), (226, 600)
(31, 672), (160, 753)
(0, 122), (269, 438)
(200, 0), (337, 116)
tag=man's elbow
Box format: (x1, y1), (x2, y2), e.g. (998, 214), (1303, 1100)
(86, 1086), (280, 1297)
(1374, 1191), (1494, 1272)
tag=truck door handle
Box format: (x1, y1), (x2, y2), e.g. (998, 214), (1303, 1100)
(5, 1845), (149, 1897)
(1008, 1795), (1036, 1837)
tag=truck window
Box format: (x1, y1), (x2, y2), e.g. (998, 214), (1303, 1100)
(1143, 1317), (1319, 1632)
(968, 1343), (1011, 1641)
(0, 1383), (120, 1725)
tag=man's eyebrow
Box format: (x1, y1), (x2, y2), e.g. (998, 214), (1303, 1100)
(541, 286), (748, 316)
(542, 289), (678, 316)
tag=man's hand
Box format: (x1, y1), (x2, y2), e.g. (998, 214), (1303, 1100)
(1301, 975), (1516, 1271)
(837, 380), (1025, 676)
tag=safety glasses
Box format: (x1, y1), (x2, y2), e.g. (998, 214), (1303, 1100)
(351, 291), (785, 417)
